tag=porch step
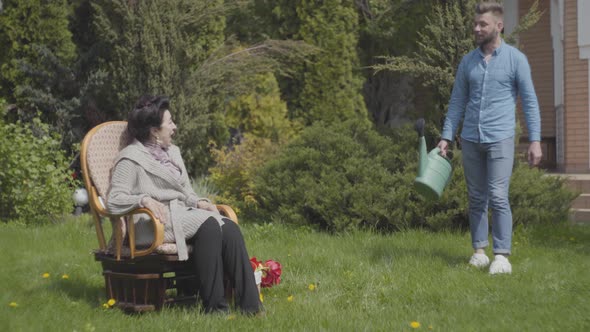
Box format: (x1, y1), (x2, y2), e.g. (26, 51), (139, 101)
(569, 209), (590, 226)
(548, 173), (590, 225)
(565, 174), (590, 192)
(571, 193), (590, 209)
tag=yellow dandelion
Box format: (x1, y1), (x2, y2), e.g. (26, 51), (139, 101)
(42, 273), (50, 278)
(410, 321), (421, 329)
(62, 274), (69, 279)
(259, 292), (264, 303)
(107, 298), (116, 307)
(102, 303), (109, 309)
(227, 314), (237, 321)
(9, 302), (18, 308)
(287, 295), (294, 302)
(308, 283), (316, 291)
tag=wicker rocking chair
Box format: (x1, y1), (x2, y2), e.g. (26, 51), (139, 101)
(80, 121), (238, 312)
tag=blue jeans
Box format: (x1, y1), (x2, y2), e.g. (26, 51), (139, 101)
(462, 137), (514, 255)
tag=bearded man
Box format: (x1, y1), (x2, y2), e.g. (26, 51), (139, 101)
(437, 1), (542, 274)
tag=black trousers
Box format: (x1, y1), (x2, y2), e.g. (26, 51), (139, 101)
(191, 217), (261, 314)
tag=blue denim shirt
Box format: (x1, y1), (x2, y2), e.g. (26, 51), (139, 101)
(441, 41), (541, 143)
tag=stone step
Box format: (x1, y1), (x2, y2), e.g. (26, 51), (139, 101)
(563, 174), (590, 193)
(572, 193), (590, 209)
(569, 209), (590, 225)
(547, 174), (590, 225)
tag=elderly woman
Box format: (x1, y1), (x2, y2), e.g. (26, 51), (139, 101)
(107, 95), (261, 315)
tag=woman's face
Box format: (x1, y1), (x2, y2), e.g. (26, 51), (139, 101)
(152, 110), (177, 148)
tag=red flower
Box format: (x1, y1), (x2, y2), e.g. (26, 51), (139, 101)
(250, 257), (262, 271)
(261, 259), (282, 288)
(250, 257), (283, 288)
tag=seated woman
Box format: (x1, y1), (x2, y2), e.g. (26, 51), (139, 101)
(107, 95), (261, 315)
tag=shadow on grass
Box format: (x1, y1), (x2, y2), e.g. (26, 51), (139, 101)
(51, 278), (105, 307)
(366, 241), (467, 268)
(525, 223), (590, 255)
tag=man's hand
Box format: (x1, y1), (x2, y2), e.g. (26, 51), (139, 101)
(528, 141), (542, 167)
(197, 200), (218, 212)
(437, 139), (450, 157)
(141, 197), (168, 223)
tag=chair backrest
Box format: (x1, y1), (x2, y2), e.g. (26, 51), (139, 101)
(81, 121), (130, 206)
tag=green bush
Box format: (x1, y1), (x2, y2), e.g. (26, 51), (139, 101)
(384, 124), (470, 232)
(210, 134), (280, 215)
(0, 111), (75, 224)
(253, 119), (416, 232)
(209, 72), (299, 216)
(224, 73), (299, 142)
(253, 120), (576, 232)
(510, 165), (577, 227)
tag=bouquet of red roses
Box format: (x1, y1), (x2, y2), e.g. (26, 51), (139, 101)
(250, 257), (282, 288)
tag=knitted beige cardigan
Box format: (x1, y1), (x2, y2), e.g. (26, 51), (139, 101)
(106, 140), (223, 260)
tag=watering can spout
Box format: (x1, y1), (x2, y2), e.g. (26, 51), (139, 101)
(418, 136), (428, 177)
(414, 118), (425, 137)
(415, 118), (427, 177)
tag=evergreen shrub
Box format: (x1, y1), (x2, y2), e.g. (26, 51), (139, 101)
(0, 110), (75, 224)
(509, 164), (577, 227)
(210, 134), (280, 215)
(253, 119), (421, 232)
(210, 72), (298, 215)
(253, 120), (577, 232)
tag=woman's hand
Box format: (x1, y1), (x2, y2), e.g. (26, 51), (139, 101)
(141, 197), (168, 223)
(197, 200), (218, 212)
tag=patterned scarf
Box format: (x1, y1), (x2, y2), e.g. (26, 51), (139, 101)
(143, 141), (182, 179)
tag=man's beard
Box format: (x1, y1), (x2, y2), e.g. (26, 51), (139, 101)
(476, 29), (499, 47)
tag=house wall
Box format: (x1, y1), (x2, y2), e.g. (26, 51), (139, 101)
(514, 0), (590, 171)
(563, 0), (589, 172)
(516, 0), (556, 167)
(518, 0), (555, 137)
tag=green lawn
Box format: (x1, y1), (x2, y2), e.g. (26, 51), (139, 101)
(1, 216), (589, 331)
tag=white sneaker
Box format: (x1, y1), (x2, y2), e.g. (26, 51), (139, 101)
(489, 255), (512, 275)
(469, 253), (490, 268)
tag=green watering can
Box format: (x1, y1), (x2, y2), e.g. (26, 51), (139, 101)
(414, 119), (453, 200)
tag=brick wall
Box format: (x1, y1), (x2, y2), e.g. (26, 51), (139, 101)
(517, 0), (556, 167)
(563, 0), (589, 172)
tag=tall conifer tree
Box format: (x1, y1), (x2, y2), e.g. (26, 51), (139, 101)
(0, 0), (77, 123)
(243, 0), (368, 125)
(89, 0), (227, 174)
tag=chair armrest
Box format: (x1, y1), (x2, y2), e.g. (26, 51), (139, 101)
(125, 208), (165, 259)
(216, 204), (238, 224)
(93, 201), (236, 260)
(99, 207), (164, 260)
(124, 204), (236, 258)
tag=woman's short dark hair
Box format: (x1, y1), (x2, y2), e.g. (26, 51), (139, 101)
(127, 95), (170, 143)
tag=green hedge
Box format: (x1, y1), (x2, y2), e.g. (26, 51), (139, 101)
(0, 112), (75, 224)
(510, 165), (577, 227)
(252, 120), (576, 232)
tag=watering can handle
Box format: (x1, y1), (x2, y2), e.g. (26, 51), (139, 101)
(431, 147), (453, 161)
(414, 118), (425, 137)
